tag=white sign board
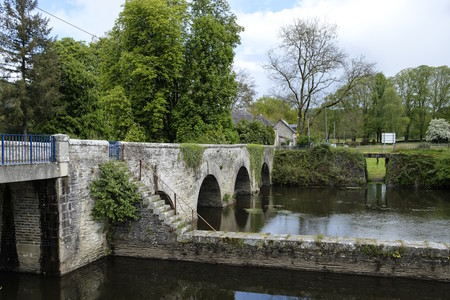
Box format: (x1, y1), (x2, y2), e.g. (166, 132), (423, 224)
(382, 133), (396, 144)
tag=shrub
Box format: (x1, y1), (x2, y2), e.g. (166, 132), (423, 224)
(180, 143), (205, 171)
(91, 161), (141, 238)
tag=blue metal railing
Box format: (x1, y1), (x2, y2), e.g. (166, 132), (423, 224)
(1, 134), (55, 166)
(109, 141), (120, 160)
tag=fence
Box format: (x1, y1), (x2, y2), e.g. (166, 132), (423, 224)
(1, 134), (55, 166)
(109, 141), (121, 160)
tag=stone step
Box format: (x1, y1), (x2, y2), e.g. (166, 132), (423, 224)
(159, 209), (174, 221)
(142, 195), (161, 207)
(154, 204), (171, 215)
(165, 215), (180, 225)
(176, 224), (191, 235)
(149, 200), (165, 210)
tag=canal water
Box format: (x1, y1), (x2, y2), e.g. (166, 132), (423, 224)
(198, 184), (450, 244)
(1, 257), (449, 299)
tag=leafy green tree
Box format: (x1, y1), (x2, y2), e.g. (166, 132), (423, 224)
(249, 96), (297, 124)
(367, 73), (389, 142)
(382, 86), (409, 135)
(236, 119), (275, 145)
(0, 0), (59, 134)
(100, 0), (187, 142)
(395, 68), (416, 141)
(40, 38), (102, 138)
(99, 86), (133, 141)
(429, 66), (449, 119)
(412, 65), (432, 140)
(174, 0), (243, 143)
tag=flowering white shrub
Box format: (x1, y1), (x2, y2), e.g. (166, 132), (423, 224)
(425, 118), (450, 142)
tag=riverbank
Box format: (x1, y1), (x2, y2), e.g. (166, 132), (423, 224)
(272, 145), (366, 187)
(386, 151), (450, 189)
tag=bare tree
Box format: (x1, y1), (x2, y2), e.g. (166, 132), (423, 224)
(265, 18), (374, 135)
(232, 69), (256, 111)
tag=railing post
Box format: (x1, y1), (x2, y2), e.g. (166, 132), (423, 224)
(174, 193), (177, 215)
(29, 135), (33, 164)
(139, 159), (142, 181)
(52, 136), (56, 162)
(1, 134), (4, 165)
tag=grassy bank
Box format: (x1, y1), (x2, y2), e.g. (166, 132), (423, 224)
(366, 158), (386, 182)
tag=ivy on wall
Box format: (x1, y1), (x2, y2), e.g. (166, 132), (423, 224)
(179, 143), (205, 171)
(247, 144), (265, 185)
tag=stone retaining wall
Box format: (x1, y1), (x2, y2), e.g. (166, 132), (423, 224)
(113, 209), (449, 282)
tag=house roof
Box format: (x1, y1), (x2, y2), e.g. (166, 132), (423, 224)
(231, 110), (274, 127)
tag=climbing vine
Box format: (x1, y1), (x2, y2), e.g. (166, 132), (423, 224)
(90, 161), (140, 239)
(180, 143), (205, 171)
(247, 144), (265, 185)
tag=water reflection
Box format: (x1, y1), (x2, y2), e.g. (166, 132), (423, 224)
(198, 184), (450, 243)
(1, 257), (449, 299)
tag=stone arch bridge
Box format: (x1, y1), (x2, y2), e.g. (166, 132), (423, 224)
(119, 142), (274, 219)
(0, 135), (273, 275)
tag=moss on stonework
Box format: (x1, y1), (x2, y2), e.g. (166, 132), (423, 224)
(247, 144), (265, 185)
(180, 143), (205, 171)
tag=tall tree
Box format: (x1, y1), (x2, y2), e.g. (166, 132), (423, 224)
(41, 38), (102, 138)
(265, 18), (374, 137)
(412, 65), (432, 140)
(367, 73), (389, 142)
(174, 0), (243, 143)
(429, 66), (449, 119)
(382, 86), (409, 135)
(0, 0), (58, 134)
(100, 0), (187, 142)
(395, 68), (416, 141)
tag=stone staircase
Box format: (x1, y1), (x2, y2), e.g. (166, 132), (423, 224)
(135, 182), (192, 236)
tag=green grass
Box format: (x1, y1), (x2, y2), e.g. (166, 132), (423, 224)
(366, 158), (386, 182)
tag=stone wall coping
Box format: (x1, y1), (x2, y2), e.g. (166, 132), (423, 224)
(182, 230), (450, 253)
(69, 139), (109, 147)
(120, 141), (273, 150)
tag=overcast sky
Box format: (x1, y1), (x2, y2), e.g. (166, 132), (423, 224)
(38, 0), (450, 97)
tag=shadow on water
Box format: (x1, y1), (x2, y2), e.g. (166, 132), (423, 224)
(198, 184), (450, 243)
(1, 257), (449, 299)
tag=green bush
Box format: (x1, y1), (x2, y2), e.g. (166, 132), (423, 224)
(272, 147), (366, 187)
(386, 153), (450, 189)
(91, 161), (141, 237)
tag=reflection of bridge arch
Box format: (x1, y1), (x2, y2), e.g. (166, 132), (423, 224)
(261, 163), (270, 186)
(197, 175), (222, 208)
(234, 166), (251, 195)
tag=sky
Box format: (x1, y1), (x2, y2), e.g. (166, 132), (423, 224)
(37, 0), (450, 97)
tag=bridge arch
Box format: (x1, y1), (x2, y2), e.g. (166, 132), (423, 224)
(234, 166), (251, 195)
(197, 174), (222, 208)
